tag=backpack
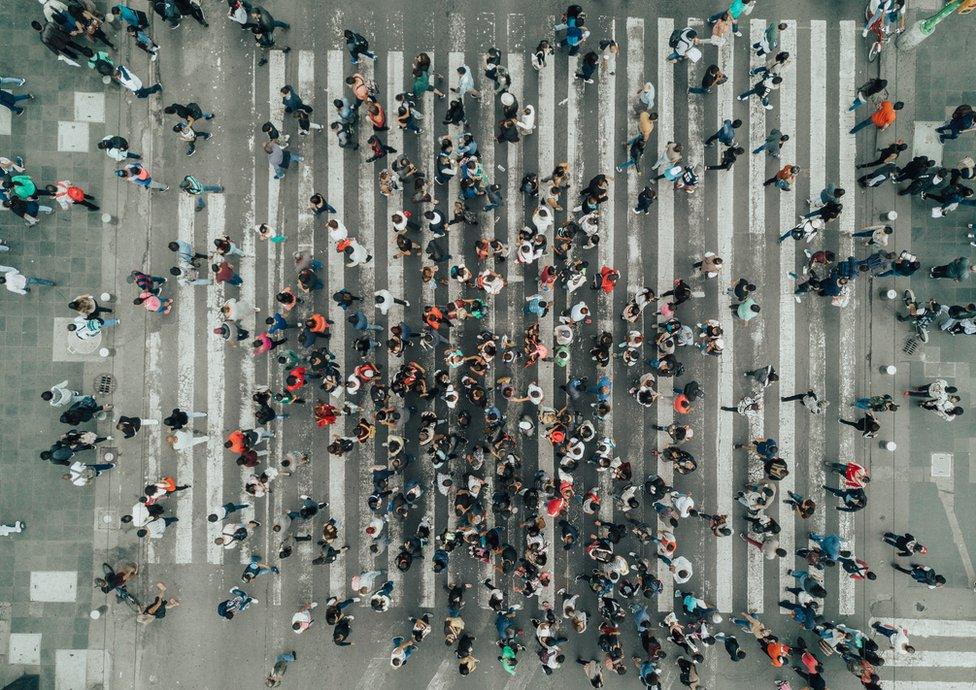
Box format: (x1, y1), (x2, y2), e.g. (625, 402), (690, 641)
(67, 186), (85, 203)
(669, 28), (695, 48)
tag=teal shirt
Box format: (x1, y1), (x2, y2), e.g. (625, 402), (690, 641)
(728, 0), (746, 19)
(737, 298), (760, 321)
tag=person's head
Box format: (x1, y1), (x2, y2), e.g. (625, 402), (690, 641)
(40, 390), (54, 401)
(733, 147), (744, 155)
(777, 22), (788, 30)
(772, 76), (783, 85)
(136, 529), (148, 538)
(31, 19), (43, 31)
(263, 142), (274, 154)
(214, 537), (226, 545)
(343, 29), (353, 39)
(951, 407), (964, 416)
(935, 574), (946, 585)
(732, 119), (742, 128)
(66, 323), (77, 331)
(280, 85), (292, 95)
(39, 451), (52, 460)
(866, 570), (878, 581)
(835, 188), (846, 198)
(775, 547), (788, 558)
(883, 226), (893, 235)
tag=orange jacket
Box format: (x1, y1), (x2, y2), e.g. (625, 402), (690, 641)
(871, 100), (896, 129)
(308, 313), (329, 333)
(226, 430), (246, 454)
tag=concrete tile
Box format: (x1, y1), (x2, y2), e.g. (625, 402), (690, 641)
(29, 571), (76, 603)
(56, 122), (89, 153)
(55, 649), (87, 690)
(931, 452), (953, 478)
(912, 121), (944, 166)
(8, 632), (41, 665)
(72, 93), (104, 123)
(0, 107), (10, 136)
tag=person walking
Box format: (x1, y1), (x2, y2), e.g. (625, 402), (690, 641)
(0, 83), (34, 116)
(850, 100), (903, 135)
(891, 562), (946, 588)
(116, 162), (169, 191)
(882, 532), (927, 557)
(929, 256), (975, 281)
(688, 64), (726, 96)
(180, 175), (224, 211)
(0, 266), (55, 294)
(753, 129), (788, 159)
(265, 651), (297, 687)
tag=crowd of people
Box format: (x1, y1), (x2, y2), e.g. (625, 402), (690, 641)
(5, 0), (975, 687)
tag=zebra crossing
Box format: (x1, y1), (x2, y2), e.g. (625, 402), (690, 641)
(131, 14), (876, 625)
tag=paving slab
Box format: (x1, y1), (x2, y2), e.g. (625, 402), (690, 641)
(28, 572), (76, 603)
(56, 122), (90, 153)
(54, 649), (87, 690)
(8, 633), (41, 665)
(73, 93), (105, 123)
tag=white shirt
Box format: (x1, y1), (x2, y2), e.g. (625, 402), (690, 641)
(221, 522), (244, 549)
(114, 65), (143, 92)
(67, 461), (92, 486)
(72, 315), (102, 339)
(130, 502), (151, 527)
(671, 555), (693, 584)
(291, 609), (313, 633)
(47, 380), (76, 407)
(144, 517), (169, 538)
(0, 266), (28, 294)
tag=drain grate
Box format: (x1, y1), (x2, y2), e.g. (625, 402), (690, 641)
(94, 373), (115, 396)
(902, 336), (922, 357)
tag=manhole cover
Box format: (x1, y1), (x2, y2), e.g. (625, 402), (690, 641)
(94, 373), (115, 396)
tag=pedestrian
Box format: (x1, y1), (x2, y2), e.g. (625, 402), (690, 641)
(689, 64), (726, 96)
(929, 256), (975, 281)
(850, 100), (903, 135)
(115, 415), (159, 439)
(344, 29), (377, 64)
(891, 562), (946, 588)
(116, 162), (169, 191)
(98, 135), (141, 161)
(882, 532), (927, 557)
(838, 412), (881, 438)
(849, 77), (888, 111)
(752, 129), (788, 159)
(0, 266), (56, 294)
(180, 175), (224, 211)
(173, 122), (212, 156)
(265, 651), (296, 687)
(0, 83), (34, 116)
(264, 141), (303, 180)
(113, 64), (162, 99)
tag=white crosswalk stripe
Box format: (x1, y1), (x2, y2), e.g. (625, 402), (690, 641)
(136, 19), (886, 625)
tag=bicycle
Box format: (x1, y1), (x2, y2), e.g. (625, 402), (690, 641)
(865, 5), (905, 62)
(114, 585), (142, 614)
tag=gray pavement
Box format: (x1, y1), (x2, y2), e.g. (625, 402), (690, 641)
(1, 1), (975, 689)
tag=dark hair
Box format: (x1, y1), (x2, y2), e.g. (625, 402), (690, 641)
(893, 101), (904, 109)
(41, 391), (53, 401)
